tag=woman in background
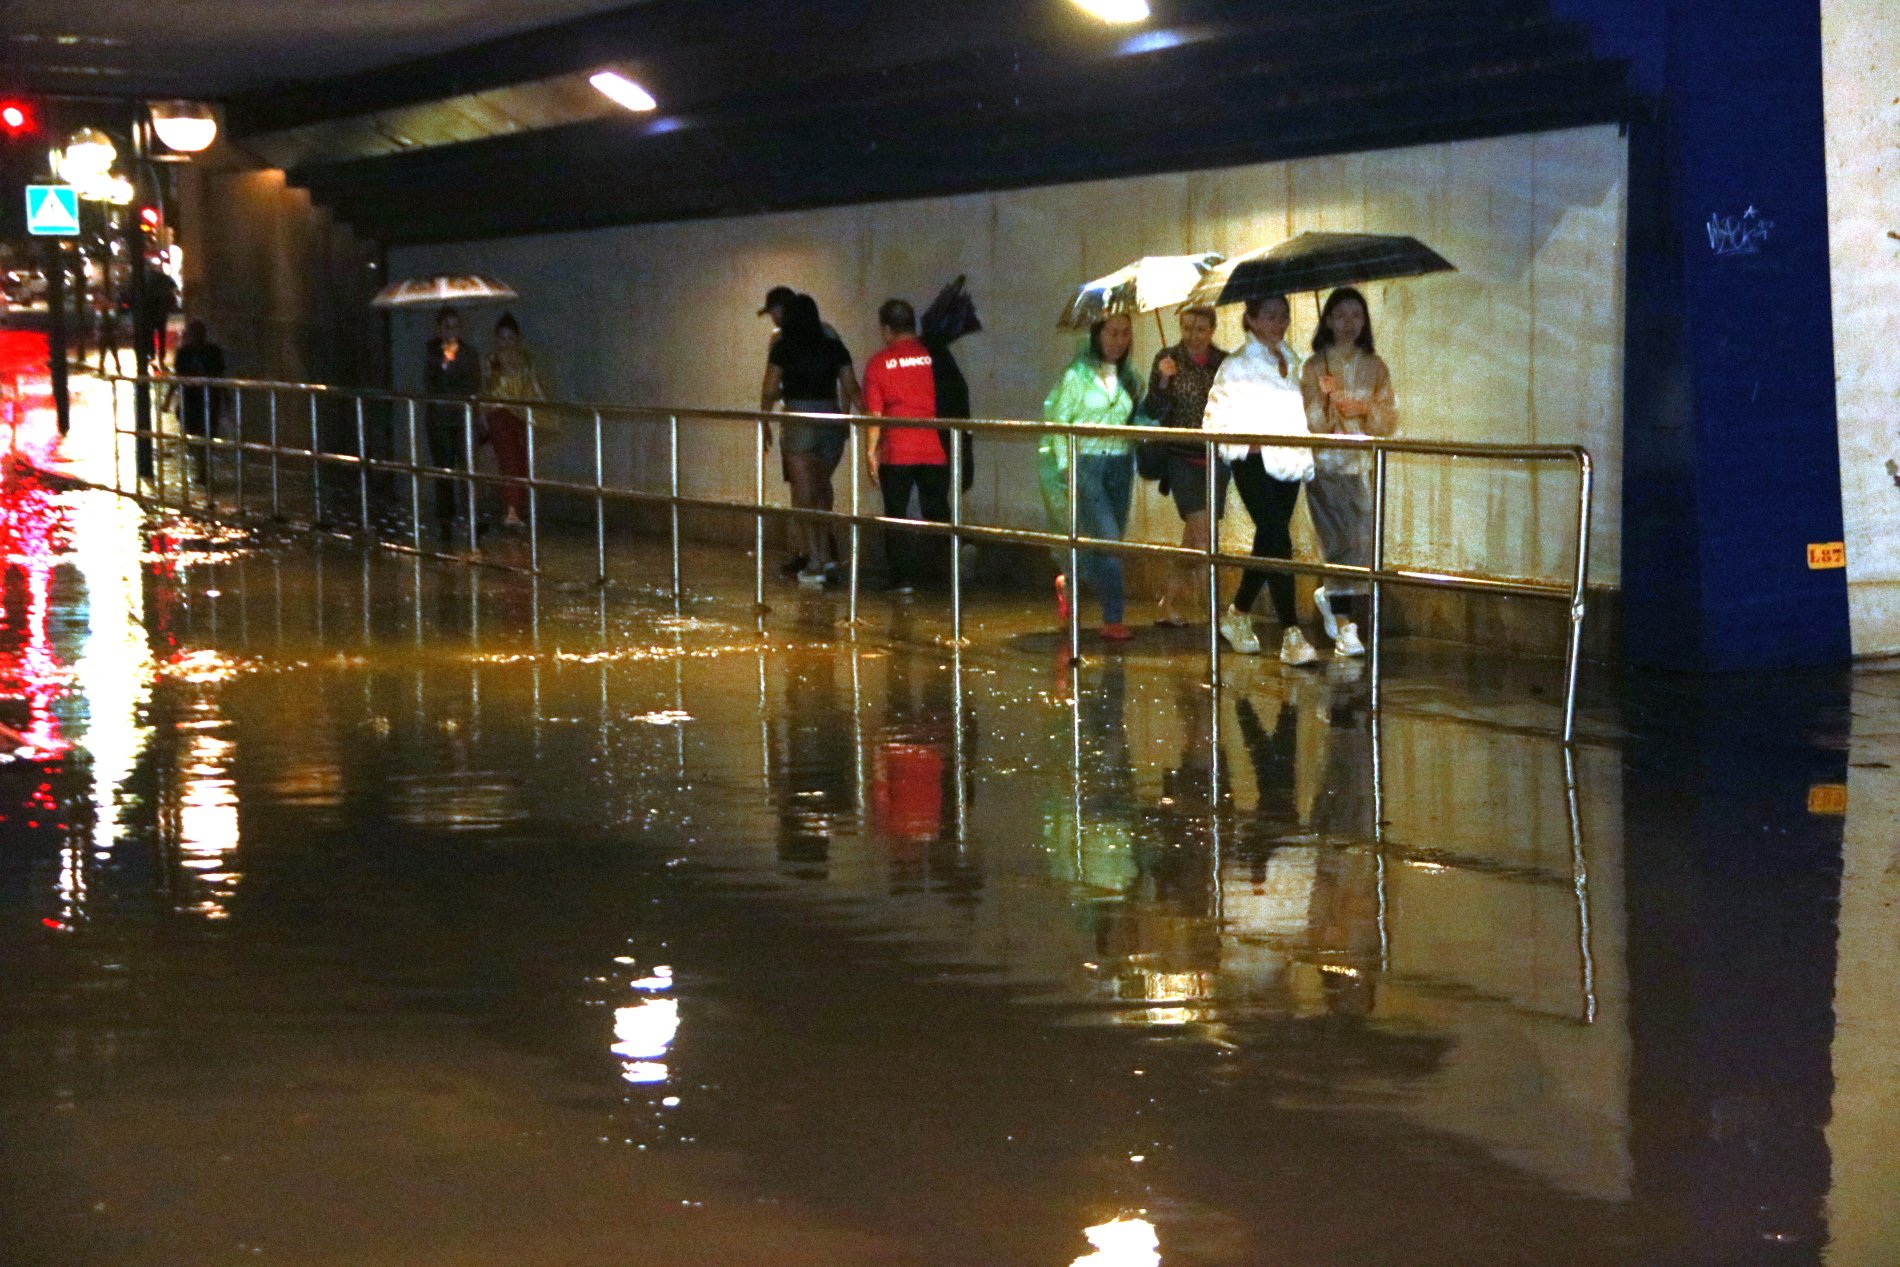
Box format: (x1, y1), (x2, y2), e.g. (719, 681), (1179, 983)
(1201, 294), (1318, 665)
(1140, 304), (1229, 627)
(1039, 314), (1140, 642)
(482, 312), (549, 532)
(762, 293), (860, 585)
(1301, 287), (1397, 658)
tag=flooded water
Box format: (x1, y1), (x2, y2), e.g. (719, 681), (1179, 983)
(1, 475), (1896, 1266)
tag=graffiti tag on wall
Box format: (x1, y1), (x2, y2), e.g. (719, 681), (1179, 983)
(1708, 207), (1775, 257)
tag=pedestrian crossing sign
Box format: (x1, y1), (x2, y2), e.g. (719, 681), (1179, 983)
(26, 185), (80, 237)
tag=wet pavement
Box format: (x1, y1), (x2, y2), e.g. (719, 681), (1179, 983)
(0, 445), (1896, 1264)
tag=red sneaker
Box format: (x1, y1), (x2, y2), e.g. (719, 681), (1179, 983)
(1101, 623), (1134, 642)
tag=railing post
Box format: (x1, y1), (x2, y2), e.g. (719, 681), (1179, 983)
(1205, 434), (1220, 686)
(1563, 453), (1594, 745)
(950, 422), (964, 646)
(463, 402), (479, 556)
(1370, 447), (1388, 709)
(592, 410), (607, 584)
(267, 390), (281, 520)
(669, 413), (682, 611)
(111, 377), (123, 496)
(407, 401), (422, 552)
(1065, 430), (1081, 666)
(526, 407), (541, 574)
(753, 414), (765, 615)
(848, 422), (861, 627)
(232, 387), (245, 518)
(152, 373), (167, 509)
(356, 396), (371, 537)
(308, 393), (322, 526)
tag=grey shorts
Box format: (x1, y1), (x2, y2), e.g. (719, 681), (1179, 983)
(1166, 451), (1230, 518)
(781, 400), (848, 469)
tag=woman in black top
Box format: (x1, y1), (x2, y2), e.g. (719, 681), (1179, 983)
(761, 294), (861, 584)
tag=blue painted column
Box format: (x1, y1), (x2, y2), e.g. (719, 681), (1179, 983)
(1600, 0), (1851, 669)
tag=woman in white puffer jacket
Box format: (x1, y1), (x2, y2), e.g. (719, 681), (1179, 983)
(1200, 294), (1321, 665)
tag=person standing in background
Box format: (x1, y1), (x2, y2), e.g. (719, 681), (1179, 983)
(1039, 314), (1140, 642)
(1301, 287), (1396, 659)
(762, 294), (860, 585)
(1141, 304), (1229, 628)
(168, 319), (225, 487)
(1202, 294), (1318, 665)
(482, 312), (548, 533)
(424, 307), (483, 547)
(861, 298), (947, 595)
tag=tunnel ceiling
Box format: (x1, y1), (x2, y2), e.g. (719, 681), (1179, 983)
(26, 0), (1638, 246)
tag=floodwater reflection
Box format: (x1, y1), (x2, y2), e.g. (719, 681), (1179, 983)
(0, 495), (1890, 1266)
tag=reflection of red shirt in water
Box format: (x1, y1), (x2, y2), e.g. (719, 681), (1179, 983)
(862, 337), (943, 466)
(874, 742), (944, 851)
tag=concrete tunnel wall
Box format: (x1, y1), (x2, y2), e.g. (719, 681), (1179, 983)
(1821, 0), (1900, 656)
(389, 124), (1628, 602)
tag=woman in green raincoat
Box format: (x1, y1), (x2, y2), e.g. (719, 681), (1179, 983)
(1039, 314), (1141, 641)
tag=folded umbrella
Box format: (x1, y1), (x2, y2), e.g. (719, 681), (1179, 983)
(921, 274), (982, 346)
(370, 273), (519, 309)
(1184, 232), (1453, 308)
(1059, 252), (1225, 344)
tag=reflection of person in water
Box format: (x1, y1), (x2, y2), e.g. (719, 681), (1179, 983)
(1226, 673), (1383, 1018)
(770, 658), (858, 881)
(871, 652), (978, 903)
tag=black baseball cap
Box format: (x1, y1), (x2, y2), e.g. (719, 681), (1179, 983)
(758, 285), (798, 316)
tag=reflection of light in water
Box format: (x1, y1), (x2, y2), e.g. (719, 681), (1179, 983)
(68, 490), (156, 869)
(176, 702), (239, 920)
(1072, 1217), (1161, 1267)
(612, 965), (677, 1086)
(630, 710), (692, 726)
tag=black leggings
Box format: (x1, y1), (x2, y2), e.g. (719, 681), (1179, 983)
(1228, 454), (1300, 625)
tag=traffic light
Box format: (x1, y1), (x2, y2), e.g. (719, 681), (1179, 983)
(0, 98), (40, 140)
(138, 205), (161, 229)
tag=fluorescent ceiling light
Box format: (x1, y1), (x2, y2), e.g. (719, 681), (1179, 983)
(1072, 0), (1150, 22)
(590, 71), (657, 113)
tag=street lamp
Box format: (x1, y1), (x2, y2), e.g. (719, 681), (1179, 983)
(148, 101), (218, 154)
(59, 127), (118, 181)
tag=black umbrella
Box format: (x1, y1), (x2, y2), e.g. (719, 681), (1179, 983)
(921, 274), (982, 345)
(1185, 232), (1454, 308)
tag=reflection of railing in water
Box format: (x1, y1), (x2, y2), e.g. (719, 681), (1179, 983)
(100, 371), (1593, 742)
(173, 545), (1599, 1027)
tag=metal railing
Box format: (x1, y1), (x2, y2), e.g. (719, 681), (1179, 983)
(97, 371), (1594, 742)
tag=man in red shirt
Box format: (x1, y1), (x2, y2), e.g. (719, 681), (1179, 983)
(861, 298), (948, 593)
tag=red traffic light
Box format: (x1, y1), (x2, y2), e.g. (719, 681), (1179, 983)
(138, 205), (161, 229)
(0, 99), (38, 137)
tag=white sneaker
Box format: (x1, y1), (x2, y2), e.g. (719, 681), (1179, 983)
(796, 567), (826, 587)
(1280, 626), (1321, 666)
(1334, 620), (1366, 658)
(1313, 585), (1340, 641)
(1218, 608), (1262, 654)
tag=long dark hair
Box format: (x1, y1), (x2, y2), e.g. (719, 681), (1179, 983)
(1312, 287), (1375, 355)
(1242, 293), (1289, 339)
(1086, 316), (1141, 400)
(776, 293), (829, 356)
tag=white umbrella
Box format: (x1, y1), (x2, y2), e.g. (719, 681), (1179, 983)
(370, 273), (518, 309)
(1058, 252), (1224, 344)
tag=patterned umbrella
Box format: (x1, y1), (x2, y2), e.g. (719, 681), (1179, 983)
(370, 273), (519, 309)
(1058, 253), (1225, 343)
(1185, 233), (1453, 308)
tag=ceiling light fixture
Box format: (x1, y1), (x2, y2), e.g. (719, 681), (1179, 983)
(589, 71), (657, 113)
(1071, 0), (1150, 23)
(149, 100), (219, 153)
